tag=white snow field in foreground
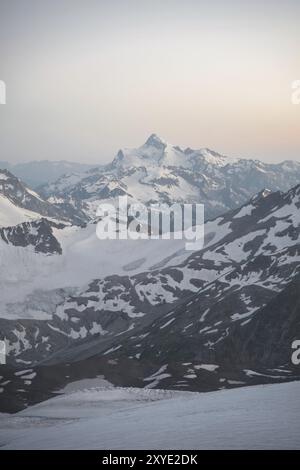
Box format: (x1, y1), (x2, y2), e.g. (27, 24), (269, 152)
(1, 381), (300, 449)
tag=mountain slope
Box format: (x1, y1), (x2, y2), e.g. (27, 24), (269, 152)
(0, 219), (187, 323)
(0, 169), (73, 227)
(0, 184), (299, 411)
(1, 382), (300, 449)
(0, 219), (64, 255)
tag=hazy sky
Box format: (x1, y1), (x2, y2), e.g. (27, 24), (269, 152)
(0, 0), (299, 164)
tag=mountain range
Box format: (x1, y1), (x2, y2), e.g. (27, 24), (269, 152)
(0, 160), (99, 189)
(41, 134), (300, 221)
(0, 135), (299, 412)
(2, 134), (300, 225)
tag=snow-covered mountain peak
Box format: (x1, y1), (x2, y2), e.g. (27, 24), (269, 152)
(0, 168), (76, 227)
(201, 148), (233, 164)
(0, 168), (12, 181)
(40, 136), (300, 222)
(250, 188), (273, 204)
(112, 136), (237, 172)
(0, 168), (19, 184)
(144, 133), (167, 148)
(112, 134), (169, 169)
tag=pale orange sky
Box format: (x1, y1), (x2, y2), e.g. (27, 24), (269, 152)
(0, 0), (299, 164)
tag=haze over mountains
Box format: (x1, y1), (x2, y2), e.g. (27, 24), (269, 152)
(40, 134), (300, 221)
(2, 0), (300, 449)
(0, 160), (98, 189)
(2, 134), (300, 223)
(0, 135), (299, 413)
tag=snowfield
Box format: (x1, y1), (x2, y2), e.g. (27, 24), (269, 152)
(0, 381), (299, 449)
(0, 223), (189, 320)
(0, 194), (41, 228)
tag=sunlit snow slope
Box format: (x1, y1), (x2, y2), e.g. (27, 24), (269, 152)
(0, 381), (299, 449)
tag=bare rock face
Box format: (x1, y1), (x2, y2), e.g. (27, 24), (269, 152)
(0, 218), (64, 254)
